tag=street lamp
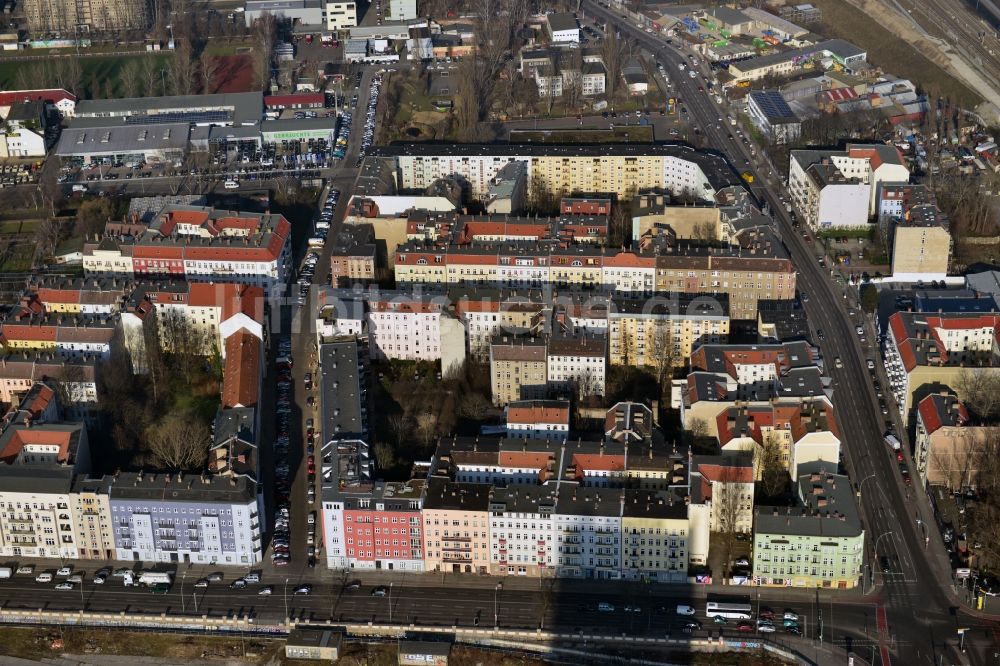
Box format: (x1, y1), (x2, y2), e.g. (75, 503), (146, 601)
(858, 473), (877, 498)
(494, 582), (502, 628)
(284, 578), (289, 620)
(181, 571), (186, 613)
(388, 581), (394, 624)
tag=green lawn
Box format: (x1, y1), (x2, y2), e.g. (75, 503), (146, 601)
(0, 244), (33, 272)
(0, 53), (174, 98)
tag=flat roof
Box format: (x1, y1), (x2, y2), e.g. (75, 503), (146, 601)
(261, 117), (338, 134)
(74, 91), (263, 127)
(56, 122), (190, 156)
(320, 339), (366, 441)
(547, 12), (579, 32)
(374, 142), (742, 189)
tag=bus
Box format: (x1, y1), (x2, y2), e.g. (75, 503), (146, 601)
(705, 601), (752, 620)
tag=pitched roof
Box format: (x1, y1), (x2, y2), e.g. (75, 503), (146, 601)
(222, 331), (260, 409)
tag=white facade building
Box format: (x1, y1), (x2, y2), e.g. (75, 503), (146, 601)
(553, 487), (622, 579)
(546, 334), (606, 398)
(488, 485), (558, 576)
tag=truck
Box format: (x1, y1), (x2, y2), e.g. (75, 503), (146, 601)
(0, 567), (12, 579)
(884, 434), (901, 451)
(124, 571), (173, 587)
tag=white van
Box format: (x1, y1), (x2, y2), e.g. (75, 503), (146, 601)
(597, 602), (615, 612)
(35, 573), (53, 583)
(676, 605), (696, 615)
(224, 180), (239, 189)
(72, 184), (88, 193)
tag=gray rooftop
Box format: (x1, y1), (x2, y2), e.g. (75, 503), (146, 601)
(320, 339), (366, 441)
(108, 471), (258, 504)
(755, 467), (862, 539)
(547, 12), (579, 32)
(261, 117), (338, 134)
(373, 142), (742, 191)
(74, 91), (263, 127)
(56, 121), (190, 157)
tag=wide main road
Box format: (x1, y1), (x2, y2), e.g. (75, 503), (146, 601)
(584, 1), (998, 663)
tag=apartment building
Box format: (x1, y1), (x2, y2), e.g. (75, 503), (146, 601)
(505, 400), (571, 443)
(489, 483), (558, 576)
(375, 143), (739, 201)
(70, 474), (117, 560)
(621, 490), (690, 582)
(789, 145), (909, 227)
(24, 0), (149, 33)
(547, 332), (606, 398)
(0, 354), (98, 418)
(787, 153), (869, 230)
(26, 276), (129, 314)
(883, 312), (1000, 415)
(120, 282), (264, 361)
(82, 205), (292, 290)
(889, 202), (952, 281)
(914, 393), (992, 491)
(0, 410), (90, 560)
(0, 305), (116, 359)
(553, 486), (622, 579)
(608, 294), (730, 367)
(330, 223), (377, 285)
(681, 341), (830, 433)
(690, 452), (755, 533)
(366, 293), (457, 363)
(490, 335), (548, 406)
(109, 472), (263, 565)
(421, 479), (493, 574)
(753, 466), (864, 589)
(396, 238), (793, 323)
(450, 287), (546, 360)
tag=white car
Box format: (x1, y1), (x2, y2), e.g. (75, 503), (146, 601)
(56, 567), (72, 577)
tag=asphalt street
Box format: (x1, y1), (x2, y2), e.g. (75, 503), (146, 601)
(581, 2), (1000, 663)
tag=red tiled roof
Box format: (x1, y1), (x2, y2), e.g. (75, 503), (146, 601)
(507, 402), (570, 425)
(0, 89), (76, 108)
(0, 428), (74, 463)
(498, 450), (552, 469)
(222, 331), (260, 409)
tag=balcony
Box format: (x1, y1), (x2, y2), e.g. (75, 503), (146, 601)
(443, 554), (472, 563)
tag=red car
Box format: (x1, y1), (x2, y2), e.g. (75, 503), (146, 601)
(896, 451), (904, 462)
(736, 622), (754, 632)
(307, 455), (314, 466)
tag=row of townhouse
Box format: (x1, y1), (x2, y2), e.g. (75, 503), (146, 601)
(0, 383), (263, 565)
(371, 143), (741, 201)
(320, 395), (702, 581)
(393, 234), (794, 321)
(80, 205), (292, 290)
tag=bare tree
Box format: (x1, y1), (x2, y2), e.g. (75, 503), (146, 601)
(454, 0), (529, 138)
(415, 412), (438, 451)
(32, 217), (62, 264)
(650, 323), (678, 400)
(956, 370), (1000, 421)
(759, 433), (788, 497)
(373, 441), (395, 470)
(141, 56), (161, 96)
(250, 12), (277, 91)
(457, 392), (491, 420)
(200, 52), (221, 94)
(146, 409), (210, 470)
(685, 416), (710, 447)
(120, 60), (142, 98)
(601, 28), (626, 100)
(387, 413), (410, 448)
(169, 39), (197, 95)
(714, 462), (751, 581)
